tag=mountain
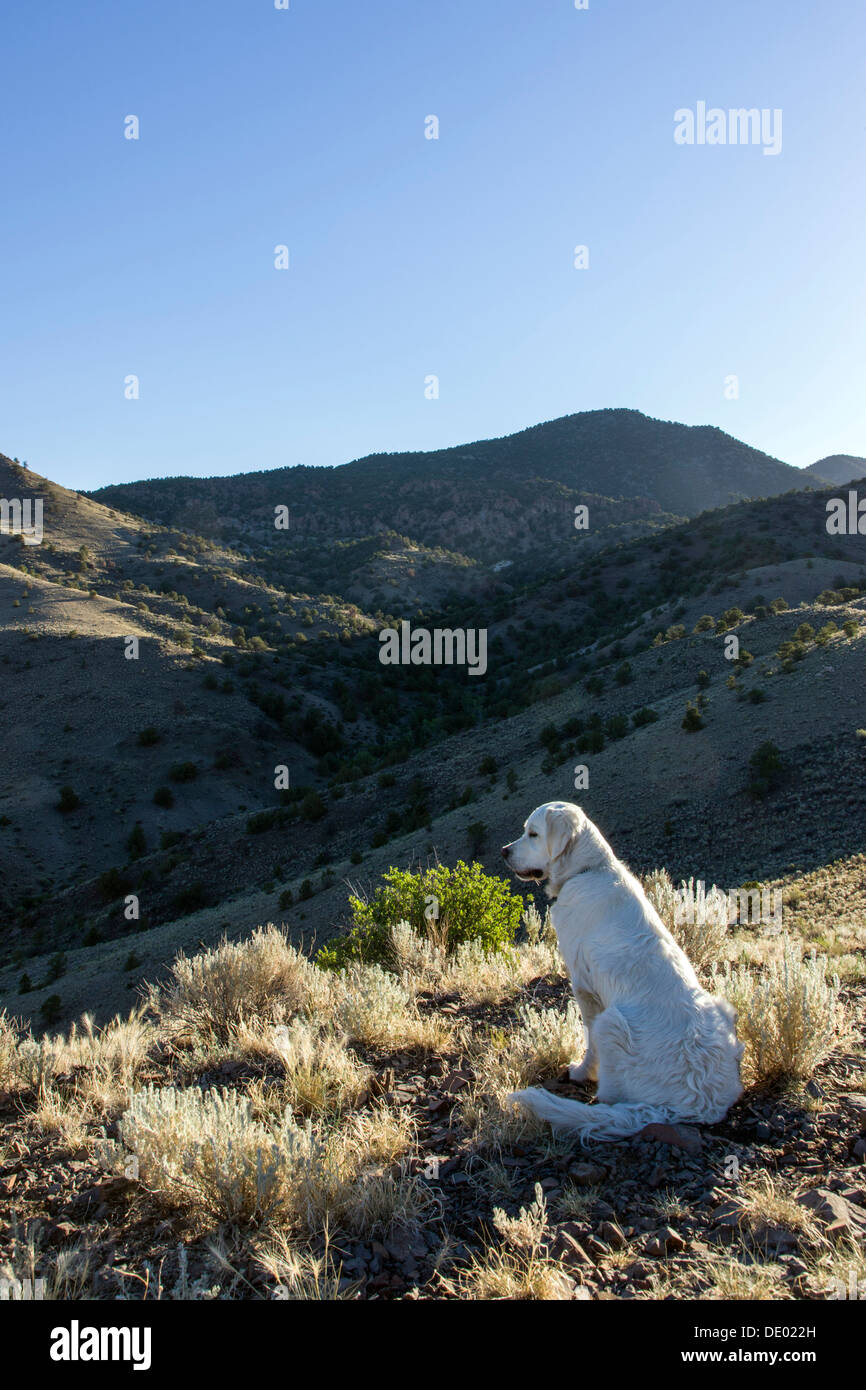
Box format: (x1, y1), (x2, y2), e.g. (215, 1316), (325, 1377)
(802, 454), (866, 486)
(90, 409), (817, 571)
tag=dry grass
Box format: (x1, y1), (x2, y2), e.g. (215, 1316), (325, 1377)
(330, 961), (451, 1050)
(443, 1185), (575, 1300)
(697, 1256), (792, 1301)
(643, 868), (730, 976)
(244, 1018), (371, 1119)
(253, 1232), (355, 1300)
(714, 936), (845, 1086)
(0, 1227), (94, 1301)
(390, 913), (563, 1007)
(150, 925), (329, 1046)
(733, 1171), (818, 1243)
(0, 1010), (153, 1149)
(117, 1083), (321, 1226)
(3, 887), (859, 1302)
(115, 1077), (429, 1242)
(455, 1003), (582, 1154)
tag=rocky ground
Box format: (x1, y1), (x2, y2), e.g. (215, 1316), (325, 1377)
(2, 970), (863, 1301)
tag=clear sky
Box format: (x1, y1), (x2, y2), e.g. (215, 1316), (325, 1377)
(1, 0), (864, 490)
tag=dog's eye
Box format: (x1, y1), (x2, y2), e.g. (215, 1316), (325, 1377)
(528, 831), (538, 838)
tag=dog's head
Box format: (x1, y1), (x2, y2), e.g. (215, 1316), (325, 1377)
(501, 801), (587, 886)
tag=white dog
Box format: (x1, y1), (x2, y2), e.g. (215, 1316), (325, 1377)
(501, 801), (743, 1141)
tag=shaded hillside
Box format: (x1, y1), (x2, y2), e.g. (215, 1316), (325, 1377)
(90, 409), (816, 567)
(803, 455), (866, 486)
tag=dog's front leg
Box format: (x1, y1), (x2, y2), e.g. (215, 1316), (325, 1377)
(568, 988), (602, 1082)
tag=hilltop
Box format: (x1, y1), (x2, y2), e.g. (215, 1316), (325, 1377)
(803, 456), (866, 487)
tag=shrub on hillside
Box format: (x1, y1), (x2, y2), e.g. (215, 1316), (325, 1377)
(151, 925), (327, 1044)
(118, 1083), (316, 1225)
(631, 706), (658, 727)
(747, 741), (787, 798)
(56, 786), (81, 813)
(681, 702), (704, 732)
(714, 938), (844, 1087)
(169, 761), (199, 783)
(316, 862), (524, 970)
(643, 869), (729, 976)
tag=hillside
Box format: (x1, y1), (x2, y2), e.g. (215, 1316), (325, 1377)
(90, 409), (815, 572)
(1, 438), (865, 1032)
(1, 425), (866, 1310)
(803, 456), (866, 486)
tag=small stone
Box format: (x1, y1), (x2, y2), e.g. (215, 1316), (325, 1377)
(841, 1095), (866, 1132)
(597, 1220), (627, 1250)
(753, 1223), (798, 1255)
(567, 1161), (606, 1186)
(638, 1123), (703, 1154)
(796, 1187), (866, 1238)
(546, 1224), (594, 1268)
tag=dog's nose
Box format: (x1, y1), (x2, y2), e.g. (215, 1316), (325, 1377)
(501, 845), (510, 859)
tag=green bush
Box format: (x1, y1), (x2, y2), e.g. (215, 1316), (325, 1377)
(681, 702), (704, 733)
(56, 786), (81, 813)
(631, 706), (658, 727)
(300, 791), (326, 822)
(40, 994), (62, 1026)
(169, 761), (199, 783)
(466, 820), (487, 855)
(172, 882), (209, 914)
(126, 822), (147, 860)
(98, 866), (131, 902)
(316, 861), (524, 970)
(604, 714), (629, 740)
(747, 741), (787, 799)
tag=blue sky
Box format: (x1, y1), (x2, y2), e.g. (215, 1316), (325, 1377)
(1, 0), (864, 489)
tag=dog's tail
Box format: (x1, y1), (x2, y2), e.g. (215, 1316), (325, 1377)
(507, 1088), (678, 1143)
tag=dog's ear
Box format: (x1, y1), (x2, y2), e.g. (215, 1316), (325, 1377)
(544, 803), (584, 861)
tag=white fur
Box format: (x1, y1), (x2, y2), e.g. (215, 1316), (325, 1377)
(501, 801), (743, 1142)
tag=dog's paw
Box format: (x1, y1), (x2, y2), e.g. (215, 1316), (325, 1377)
(568, 1060), (597, 1083)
